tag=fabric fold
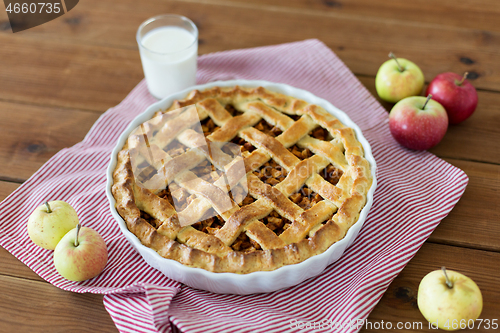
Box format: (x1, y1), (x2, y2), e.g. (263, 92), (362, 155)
(103, 283), (180, 333)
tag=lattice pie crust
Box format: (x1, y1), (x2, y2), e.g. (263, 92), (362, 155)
(112, 86), (372, 273)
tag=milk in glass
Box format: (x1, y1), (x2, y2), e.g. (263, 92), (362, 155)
(138, 18), (198, 99)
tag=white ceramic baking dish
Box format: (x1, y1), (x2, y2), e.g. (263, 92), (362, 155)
(105, 80), (377, 294)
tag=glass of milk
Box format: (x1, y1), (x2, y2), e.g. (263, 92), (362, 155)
(137, 15), (198, 99)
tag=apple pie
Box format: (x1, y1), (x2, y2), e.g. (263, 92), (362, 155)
(112, 86), (372, 273)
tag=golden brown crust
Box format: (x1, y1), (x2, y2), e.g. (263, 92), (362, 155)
(112, 86), (372, 273)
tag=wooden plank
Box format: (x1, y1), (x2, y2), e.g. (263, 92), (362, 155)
(0, 35), (142, 112)
(216, 0), (500, 33)
(0, 247), (44, 282)
(0, 156), (497, 256)
(365, 242), (500, 332)
(0, 52), (496, 167)
(0, 99), (497, 261)
(0, 0), (499, 95)
(0, 275), (117, 333)
(429, 91), (500, 164)
(0, 101), (100, 182)
(0, 180), (20, 199)
(0, 241), (497, 333)
(0, 159), (497, 279)
(0, 91), (496, 265)
(0, 182), (45, 282)
(0, 158), (497, 278)
(6, 0), (497, 36)
(357, 76), (500, 165)
(429, 158), (500, 252)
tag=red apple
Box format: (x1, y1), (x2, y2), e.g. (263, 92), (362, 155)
(425, 72), (478, 124)
(389, 95), (448, 150)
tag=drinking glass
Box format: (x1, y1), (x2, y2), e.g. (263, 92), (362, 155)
(137, 15), (198, 99)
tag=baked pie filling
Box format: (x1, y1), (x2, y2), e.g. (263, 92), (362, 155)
(112, 86), (372, 273)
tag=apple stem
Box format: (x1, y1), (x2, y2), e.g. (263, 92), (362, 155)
(423, 94), (433, 110)
(74, 224), (81, 247)
(441, 266), (453, 289)
(44, 201), (52, 214)
(388, 52), (403, 72)
(456, 72), (469, 86)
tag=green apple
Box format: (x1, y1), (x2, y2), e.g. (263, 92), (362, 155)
(54, 224), (108, 282)
(418, 267), (483, 331)
(375, 52), (425, 103)
(27, 201), (80, 250)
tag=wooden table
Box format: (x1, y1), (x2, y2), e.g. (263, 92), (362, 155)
(0, 0), (498, 332)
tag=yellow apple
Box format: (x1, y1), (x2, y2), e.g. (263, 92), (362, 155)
(27, 201), (80, 250)
(54, 224), (108, 281)
(418, 267), (483, 331)
(375, 52), (425, 103)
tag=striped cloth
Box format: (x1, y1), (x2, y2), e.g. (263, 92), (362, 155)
(0, 39), (468, 333)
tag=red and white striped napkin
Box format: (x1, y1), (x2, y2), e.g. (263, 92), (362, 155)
(0, 39), (468, 333)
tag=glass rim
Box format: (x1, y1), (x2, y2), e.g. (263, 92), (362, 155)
(136, 14), (198, 55)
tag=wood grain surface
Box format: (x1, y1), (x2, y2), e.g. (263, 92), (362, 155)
(0, 0), (499, 331)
